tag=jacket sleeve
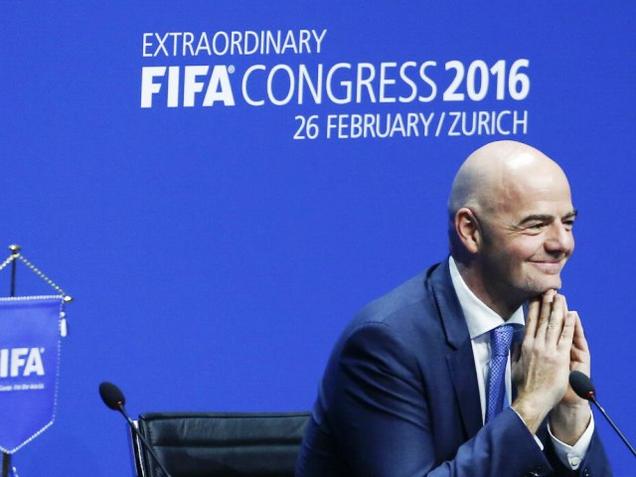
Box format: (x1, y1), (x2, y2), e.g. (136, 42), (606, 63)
(326, 322), (609, 477)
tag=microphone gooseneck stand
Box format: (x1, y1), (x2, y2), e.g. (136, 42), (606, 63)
(569, 370), (636, 458)
(588, 393), (636, 457)
(99, 382), (173, 477)
(117, 405), (173, 477)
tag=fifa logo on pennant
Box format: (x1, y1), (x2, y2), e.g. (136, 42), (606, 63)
(0, 348), (45, 378)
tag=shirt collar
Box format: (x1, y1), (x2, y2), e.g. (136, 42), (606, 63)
(448, 256), (525, 339)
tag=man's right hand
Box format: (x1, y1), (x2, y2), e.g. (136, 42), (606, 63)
(511, 290), (576, 434)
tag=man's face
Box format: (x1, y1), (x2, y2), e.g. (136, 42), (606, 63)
(476, 171), (576, 299)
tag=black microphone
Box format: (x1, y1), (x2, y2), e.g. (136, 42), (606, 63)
(99, 382), (173, 477)
(99, 382), (126, 410)
(569, 371), (636, 457)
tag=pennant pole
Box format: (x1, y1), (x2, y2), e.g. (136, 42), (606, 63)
(8, 245), (19, 298)
(2, 245), (20, 477)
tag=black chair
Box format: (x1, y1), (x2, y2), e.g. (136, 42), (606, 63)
(130, 412), (310, 477)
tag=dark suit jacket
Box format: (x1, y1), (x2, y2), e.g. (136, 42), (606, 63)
(296, 261), (611, 477)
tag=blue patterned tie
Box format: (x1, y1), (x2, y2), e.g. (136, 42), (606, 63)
(485, 324), (514, 423)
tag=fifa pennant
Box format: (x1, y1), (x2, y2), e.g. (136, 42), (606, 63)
(0, 296), (65, 453)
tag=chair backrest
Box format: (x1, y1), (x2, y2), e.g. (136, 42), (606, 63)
(131, 412), (310, 477)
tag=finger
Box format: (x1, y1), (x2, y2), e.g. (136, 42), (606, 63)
(571, 347), (587, 362)
(546, 294), (566, 344)
(535, 289), (556, 340)
(572, 312), (590, 352)
(562, 294), (569, 316)
(558, 309), (576, 350)
(524, 296), (541, 339)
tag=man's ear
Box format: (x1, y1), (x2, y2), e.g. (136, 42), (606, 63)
(454, 208), (481, 254)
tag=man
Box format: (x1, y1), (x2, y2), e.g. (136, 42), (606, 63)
(296, 141), (611, 476)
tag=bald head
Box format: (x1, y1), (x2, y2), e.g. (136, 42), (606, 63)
(447, 140), (576, 315)
(448, 140), (569, 219)
(448, 141), (573, 261)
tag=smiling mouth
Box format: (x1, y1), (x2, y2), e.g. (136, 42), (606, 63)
(530, 261), (564, 274)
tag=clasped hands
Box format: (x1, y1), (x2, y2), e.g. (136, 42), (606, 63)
(511, 290), (592, 445)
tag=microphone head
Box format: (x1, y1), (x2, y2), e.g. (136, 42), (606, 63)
(569, 371), (596, 401)
(99, 381), (126, 410)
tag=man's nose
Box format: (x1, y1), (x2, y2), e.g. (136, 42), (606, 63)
(544, 222), (574, 254)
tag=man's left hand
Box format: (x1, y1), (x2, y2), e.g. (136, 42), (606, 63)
(550, 306), (592, 445)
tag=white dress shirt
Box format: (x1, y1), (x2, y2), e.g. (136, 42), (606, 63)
(448, 256), (593, 470)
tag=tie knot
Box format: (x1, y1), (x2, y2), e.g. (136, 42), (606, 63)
(491, 324), (514, 357)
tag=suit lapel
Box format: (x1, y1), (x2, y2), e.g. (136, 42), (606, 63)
(446, 341), (483, 438)
(427, 260), (483, 439)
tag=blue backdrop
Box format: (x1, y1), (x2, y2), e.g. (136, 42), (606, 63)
(1, 2), (634, 475)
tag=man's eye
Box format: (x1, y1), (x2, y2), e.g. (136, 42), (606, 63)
(528, 223), (545, 230)
(563, 220), (575, 229)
